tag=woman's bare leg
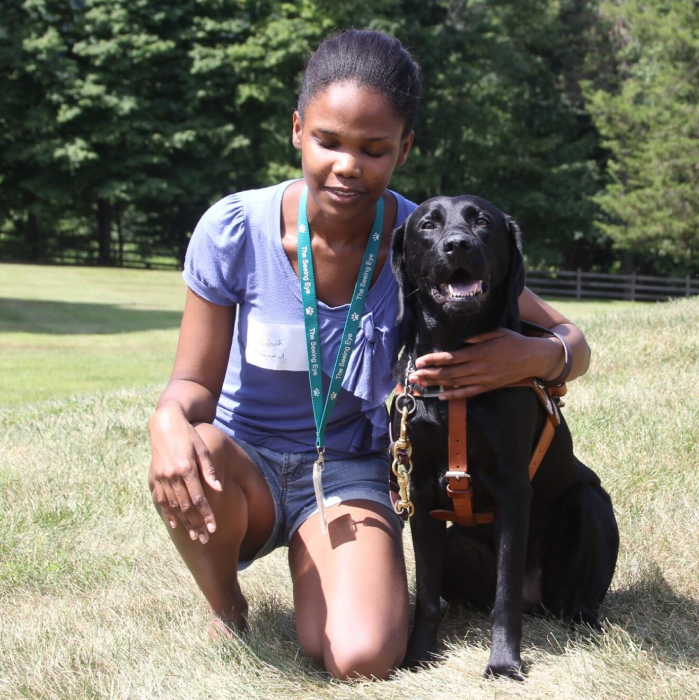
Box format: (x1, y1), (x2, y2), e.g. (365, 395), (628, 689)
(289, 501), (409, 679)
(153, 423), (275, 634)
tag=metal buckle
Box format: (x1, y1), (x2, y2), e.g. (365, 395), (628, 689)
(444, 471), (471, 480)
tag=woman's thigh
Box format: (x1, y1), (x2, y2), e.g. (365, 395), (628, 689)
(288, 500), (409, 679)
(193, 423), (276, 561)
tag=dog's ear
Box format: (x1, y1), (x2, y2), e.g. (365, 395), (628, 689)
(506, 217), (525, 321)
(391, 219), (411, 326)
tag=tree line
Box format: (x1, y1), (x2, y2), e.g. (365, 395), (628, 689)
(1, 0), (697, 275)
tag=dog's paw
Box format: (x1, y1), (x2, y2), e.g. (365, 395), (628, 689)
(484, 661), (527, 681)
(402, 637), (439, 671)
(400, 655), (434, 672)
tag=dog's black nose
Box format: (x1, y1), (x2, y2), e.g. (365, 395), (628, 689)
(442, 235), (472, 255)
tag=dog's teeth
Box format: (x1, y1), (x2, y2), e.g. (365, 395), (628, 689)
(448, 284), (454, 295)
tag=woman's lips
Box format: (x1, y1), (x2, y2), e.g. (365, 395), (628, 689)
(324, 186), (364, 201)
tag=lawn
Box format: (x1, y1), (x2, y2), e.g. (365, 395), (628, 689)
(0, 264), (184, 406)
(0, 263), (637, 407)
(1, 263), (697, 699)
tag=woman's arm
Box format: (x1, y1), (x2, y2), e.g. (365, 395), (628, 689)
(153, 288), (236, 422)
(148, 288), (236, 542)
(409, 287), (591, 399)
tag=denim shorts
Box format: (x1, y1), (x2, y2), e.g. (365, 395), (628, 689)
(233, 437), (399, 570)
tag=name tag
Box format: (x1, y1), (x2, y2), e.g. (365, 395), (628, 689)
(245, 316), (309, 372)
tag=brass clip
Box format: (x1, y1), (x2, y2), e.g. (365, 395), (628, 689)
(392, 402), (415, 517)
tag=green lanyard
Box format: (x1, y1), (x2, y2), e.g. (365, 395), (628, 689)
(297, 185), (384, 532)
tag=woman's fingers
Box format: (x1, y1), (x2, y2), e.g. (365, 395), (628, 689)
(151, 481), (177, 530)
(412, 330), (510, 375)
(437, 384), (488, 401)
(182, 468), (217, 539)
(410, 329), (531, 393)
(160, 478), (191, 533)
(171, 475), (210, 543)
(192, 431), (224, 492)
(410, 361), (483, 384)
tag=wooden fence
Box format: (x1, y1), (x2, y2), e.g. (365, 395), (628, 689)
(3, 252), (698, 302)
(526, 269), (699, 302)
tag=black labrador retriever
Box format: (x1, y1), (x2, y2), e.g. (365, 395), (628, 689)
(390, 195), (619, 679)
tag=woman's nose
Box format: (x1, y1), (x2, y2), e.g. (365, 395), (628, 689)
(332, 151), (361, 178)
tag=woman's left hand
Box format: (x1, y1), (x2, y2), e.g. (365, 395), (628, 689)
(409, 328), (562, 400)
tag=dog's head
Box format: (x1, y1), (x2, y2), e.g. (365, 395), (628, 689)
(391, 195), (524, 332)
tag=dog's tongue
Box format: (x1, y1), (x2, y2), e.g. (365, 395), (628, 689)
(451, 280), (482, 295)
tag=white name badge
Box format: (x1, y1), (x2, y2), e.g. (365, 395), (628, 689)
(245, 316), (309, 372)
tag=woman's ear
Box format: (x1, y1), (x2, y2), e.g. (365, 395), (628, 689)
(396, 131), (414, 167)
(292, 111), (303, 150)
(391, 219), (411, 325)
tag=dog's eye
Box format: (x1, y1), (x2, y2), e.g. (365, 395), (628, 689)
(421, 221), (436, 230)
(476, 217), (489, 227)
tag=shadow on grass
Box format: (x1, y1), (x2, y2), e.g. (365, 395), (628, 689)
(207, 569), (698, 684)
(434, 562), (699, 669)
(0, 298), (182, 334)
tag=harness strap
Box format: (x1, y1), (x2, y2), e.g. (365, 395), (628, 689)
(393, 379), (561, 527)
(431, 397), (494, 526)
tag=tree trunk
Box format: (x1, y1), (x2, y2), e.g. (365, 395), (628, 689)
(26, 209), (40, 261)
(174, 205), (196, 266)
(116, 208), (124, 266)
(97, 198), (113, 265)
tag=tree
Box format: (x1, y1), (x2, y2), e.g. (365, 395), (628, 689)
(372, 0), (604, 268)
(584, 0), (699, 274)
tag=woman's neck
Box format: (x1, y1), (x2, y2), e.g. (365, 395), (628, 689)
(300, 186), (379, 249)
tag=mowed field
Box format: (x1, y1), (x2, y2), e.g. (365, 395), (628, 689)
(1, 263), (697, 699)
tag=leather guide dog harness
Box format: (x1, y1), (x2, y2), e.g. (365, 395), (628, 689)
(389, 379), (563, 527)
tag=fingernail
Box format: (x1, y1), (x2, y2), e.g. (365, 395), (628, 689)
(214, 480), (222, 491)
(189, 530), (197, 540)
(169, 520), (176, 529)
(408, 374), (417, 383)
(207, 522), (216, 533)
(198, 533), (207, 544)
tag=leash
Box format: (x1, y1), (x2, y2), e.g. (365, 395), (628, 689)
(389, 376), (562, 527)
(389, 371), (417, 518)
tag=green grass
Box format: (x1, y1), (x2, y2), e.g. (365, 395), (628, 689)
(0, 263), (639, 407)
(1, 263), (697, 699)
(0, 263), (185, 406)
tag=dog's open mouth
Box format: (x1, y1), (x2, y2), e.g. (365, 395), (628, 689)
(432, 270), (488, 305)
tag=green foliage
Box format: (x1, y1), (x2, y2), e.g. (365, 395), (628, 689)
(583, 0), (699, 274)
(0, 0), (696, 273)
(386, 0), (603, 268)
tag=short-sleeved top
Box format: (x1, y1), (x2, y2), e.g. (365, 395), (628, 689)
(183, 180), (417, 459)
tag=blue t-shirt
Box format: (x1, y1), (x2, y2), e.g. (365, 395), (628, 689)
(183, 180), (417, 458)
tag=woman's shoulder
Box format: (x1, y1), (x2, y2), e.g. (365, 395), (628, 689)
(200, 180), (296, 230)
(388, 189), (418, 227)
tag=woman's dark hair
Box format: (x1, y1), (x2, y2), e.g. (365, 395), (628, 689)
(298, 29), (421, 135)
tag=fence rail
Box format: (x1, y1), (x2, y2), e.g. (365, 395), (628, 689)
(3, 253), (698, 302)
(526, 269), (699, 301)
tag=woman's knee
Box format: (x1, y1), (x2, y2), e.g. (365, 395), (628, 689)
(192, 422), (229, 462)
(323, 632), (405, 680)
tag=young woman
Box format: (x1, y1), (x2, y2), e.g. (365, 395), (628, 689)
(148, 30), (590, 680)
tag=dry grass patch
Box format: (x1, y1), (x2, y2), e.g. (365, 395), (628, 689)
(1, 298), (698, 699)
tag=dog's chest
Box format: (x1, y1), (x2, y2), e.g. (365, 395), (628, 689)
(404, 396), (507, 513)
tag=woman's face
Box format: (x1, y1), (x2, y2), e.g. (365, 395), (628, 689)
(292, 81), (413, 224)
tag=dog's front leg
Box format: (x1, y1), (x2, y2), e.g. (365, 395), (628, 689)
(486, 478), (532, 681)
(405, 510), (447, 667)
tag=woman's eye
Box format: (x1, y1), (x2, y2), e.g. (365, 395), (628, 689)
(364, 150), (386, 158)
(421, 221), (436, 230)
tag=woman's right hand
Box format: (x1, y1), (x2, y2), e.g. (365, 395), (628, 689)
(148, 402), (224, 544)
